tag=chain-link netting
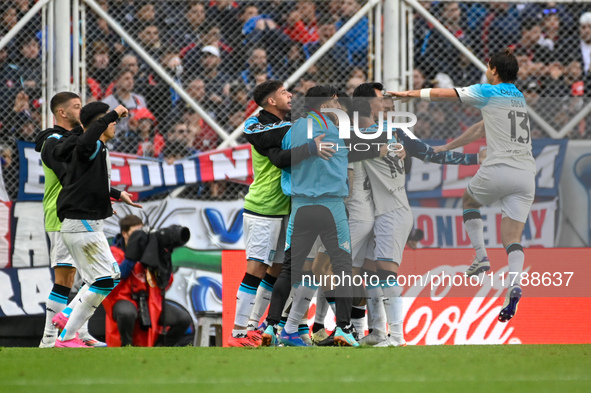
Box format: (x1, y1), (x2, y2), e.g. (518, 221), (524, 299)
(0, 1), (43, 201)
(82, 0), (374, 202)
(412, 1), (591, 141)
(2, 1), (591, 202)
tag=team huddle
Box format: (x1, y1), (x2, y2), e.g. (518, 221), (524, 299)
(230, 48), (535, 347)
(36, 49), (534, 349)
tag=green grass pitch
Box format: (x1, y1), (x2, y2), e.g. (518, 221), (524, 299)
(2, 345), (590, 393)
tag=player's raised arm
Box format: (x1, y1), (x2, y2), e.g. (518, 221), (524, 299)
(387, 88), (460, 102)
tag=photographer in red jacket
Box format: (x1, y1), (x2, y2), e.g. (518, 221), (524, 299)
(103, 215), (192, 346)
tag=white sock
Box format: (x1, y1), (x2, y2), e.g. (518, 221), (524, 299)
(247, 275), (276, 330)
(284, 284), (317, 334)
(463, 210), (487, 260)
(59, 288), (108, 341)
(42, 284), (70, 338)
(61, 284), (89, 318)
(366, 284), (386, 332)
(233, 274), (261, 330)
(314, 290), (329, 326)
(507, 246), (524, 288)
(281, 284), (298, 319)
(383, 285), (403, 335)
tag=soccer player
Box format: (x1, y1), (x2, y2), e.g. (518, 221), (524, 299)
(390, 48), (534, 322)
(353, 82), (481, 346)
(51, 102), (142, 347)
(228, 80), (331, 347)
(35, 92), (104, 347)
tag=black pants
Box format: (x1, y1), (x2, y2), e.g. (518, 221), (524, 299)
(267, 203), (353, 329)
(112, 299), (192, 346)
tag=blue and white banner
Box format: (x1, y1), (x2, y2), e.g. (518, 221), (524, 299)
(17, 141), (254, 201)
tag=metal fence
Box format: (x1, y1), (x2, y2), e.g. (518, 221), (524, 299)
(1, 0), (591, 202)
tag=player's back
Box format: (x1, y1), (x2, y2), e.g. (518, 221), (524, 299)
(456, 83), (536, 174)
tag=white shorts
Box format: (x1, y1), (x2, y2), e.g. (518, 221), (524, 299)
(243, 213), (288, 266)
(47, 231), (75, 269)
(61, 231), (120, 285)
(350, 220), (374, 268)
(373, 206), (413, 265)
(467, 164), (535, 223)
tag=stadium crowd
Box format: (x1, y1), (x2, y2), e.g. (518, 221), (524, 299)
(1, 1), (591, 201)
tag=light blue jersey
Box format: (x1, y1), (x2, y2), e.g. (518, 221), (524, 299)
(281, 116), (349, 198)
(455, 83), (536, 174)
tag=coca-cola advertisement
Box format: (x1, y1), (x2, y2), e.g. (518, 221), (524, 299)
(222, 249), (591, 346)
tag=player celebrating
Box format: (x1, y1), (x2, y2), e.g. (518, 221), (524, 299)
(390, 48), (535, 322)
(35, 92), (103, 347)
(51, 102), (142, 347)
(228, 80), (331, 347)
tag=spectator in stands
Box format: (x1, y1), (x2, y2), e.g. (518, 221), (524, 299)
(336, 0), (368, 68)
(0, 3), (17, 40)
(164, 121), (199, 160)
(170, 1), (206, 50)
(141, 48), (184, 126)
(0, 42), (19, 125)
(102, 54), (142, 99)
(115, 106), (162, 157)
(227, 3), (259, 52)
(182, 109), (219, 152)
(131, 1), (157, 35)
(563, 13), (591, 76)
(291, 71), (317, 99)
(283, 1), (318, 44)
(199, 46), (230, 107)
(276, 42), (306, 81)
(14, 35), (40, 89)
(223, 81), (248, 118)
(87, 41), (112, 99)
(538, 8), (562, 52)
(303, 15), (349, 83)
(241, 47), (275, 89)
(86, 0), (124, 55)
(450, 52), (483, 87)
(346, 76), (364, 96)
(415, 2), (466, 81)
(414, 113), (434, 140)
(469, 2), (521, 60)
(513, 18), (553, 66)
(136, 24), (163, 68)
(207, 0), (239, 32)
(102, 68), (149, 140)
(177, 77), (221, 123)
(103, 214), (192, 347)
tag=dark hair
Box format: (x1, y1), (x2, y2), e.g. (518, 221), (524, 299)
(116, 67), (134, 80)
(489, 48), (519, 83)
(521, 18), (540, 32)
(304, 85), (339, 110)
(337, 90), (353, 116)
(352, 82), (383, 98)
(253, 80), (284, 107)
(50, 92), (80, 115)
(80, 101), (110, 128)
(119, 214), (143, 234)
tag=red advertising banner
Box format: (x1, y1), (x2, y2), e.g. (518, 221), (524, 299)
(222, 249), (591, 346)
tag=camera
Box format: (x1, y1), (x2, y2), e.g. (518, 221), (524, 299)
(152, 225), (190, 250)
(125, 225), (191, 289)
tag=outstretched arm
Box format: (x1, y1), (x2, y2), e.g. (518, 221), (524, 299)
(397, 128), (478, 165)
(433, 120), (485, 153)
(387, 88), (460, 102)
